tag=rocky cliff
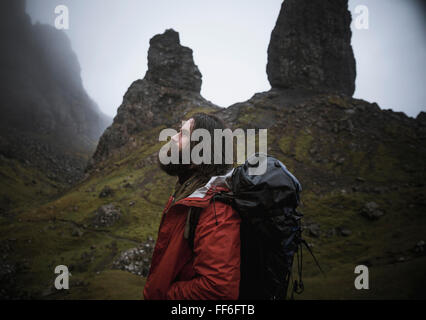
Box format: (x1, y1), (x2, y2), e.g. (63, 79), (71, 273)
(0, 0), (111, 184)
(87, 29), (219, 170)
(267, 0), (356, 96)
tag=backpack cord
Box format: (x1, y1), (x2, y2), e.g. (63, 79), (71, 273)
(301, 239), (326, 277)
(289, 268), (295, 300)
(293, 241), (305, 296)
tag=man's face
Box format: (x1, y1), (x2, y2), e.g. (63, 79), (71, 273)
(171, 118), (194, 151)
(158, 118), (194, 177)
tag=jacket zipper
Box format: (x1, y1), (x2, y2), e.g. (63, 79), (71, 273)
(166, 196), (175, 214)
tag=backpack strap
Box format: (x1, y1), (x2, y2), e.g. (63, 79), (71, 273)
(183, 206), (203, 251)
(184, 193), (233, 251)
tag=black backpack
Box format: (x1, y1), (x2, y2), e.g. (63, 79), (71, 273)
(187, 154), (322, 300)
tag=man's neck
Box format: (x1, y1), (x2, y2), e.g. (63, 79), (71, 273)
(178, 170), (195, 185)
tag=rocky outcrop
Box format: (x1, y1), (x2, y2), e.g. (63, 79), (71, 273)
(112, 237), (155, 277)
(88, 29), (219, 169)
(217, 89), (426, 193)
(0, 0), (111, 184)
(92, 204), (122, 228)
(267, 0), (356, 96)
(145, 29), (202, 92)
(417, 112), (426, 126)
(361, 202), (385, 220)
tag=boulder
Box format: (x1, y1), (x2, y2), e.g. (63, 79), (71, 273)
(361, 201), (385, 220)
(112, 237), (156, 277)
(99, 185), (114, 198)
(92, 203), (121, 227)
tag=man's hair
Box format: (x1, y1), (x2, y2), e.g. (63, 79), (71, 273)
(189, 113), (233, 178)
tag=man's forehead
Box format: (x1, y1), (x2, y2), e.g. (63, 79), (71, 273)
(180, 118), (194, 129)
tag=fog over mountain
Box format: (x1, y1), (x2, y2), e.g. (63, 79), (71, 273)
(0, 0), (111, 184)
(26, 0), (425, 118)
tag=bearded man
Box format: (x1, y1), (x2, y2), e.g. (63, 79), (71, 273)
(143, 113), (241, 300)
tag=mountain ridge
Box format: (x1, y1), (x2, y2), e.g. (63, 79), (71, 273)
(0, 0), (111, 187)
(0, 0), (424, 300)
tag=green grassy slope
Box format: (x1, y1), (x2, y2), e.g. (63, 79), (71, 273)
(1, 94), (425, 299)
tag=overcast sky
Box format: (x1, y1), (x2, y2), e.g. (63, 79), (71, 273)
(26, 0), (426, 118)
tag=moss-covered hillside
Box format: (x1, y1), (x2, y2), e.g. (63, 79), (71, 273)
(1, 90), (425, 300)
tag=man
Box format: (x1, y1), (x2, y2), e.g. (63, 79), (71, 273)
(143, 113), (241, 300)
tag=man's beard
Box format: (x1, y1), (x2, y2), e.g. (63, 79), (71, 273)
(157, 142), (193, 177)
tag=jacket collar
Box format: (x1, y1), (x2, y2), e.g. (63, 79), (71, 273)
(173, 172), (210, 204)
(173, 168), (234, 208)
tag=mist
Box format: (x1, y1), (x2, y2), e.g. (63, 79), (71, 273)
(26, 0), (426, 118)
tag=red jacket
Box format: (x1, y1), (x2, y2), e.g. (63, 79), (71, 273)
(143, 171), (241, 300)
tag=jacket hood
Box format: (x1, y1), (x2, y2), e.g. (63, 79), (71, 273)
(175, 168), (234, 207)
(188, 168), (234, 198)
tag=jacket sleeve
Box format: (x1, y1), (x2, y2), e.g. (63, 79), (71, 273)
(166, 202), (241, 300)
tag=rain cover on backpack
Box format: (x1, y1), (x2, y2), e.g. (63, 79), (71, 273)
(216, 153), (303, 299)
